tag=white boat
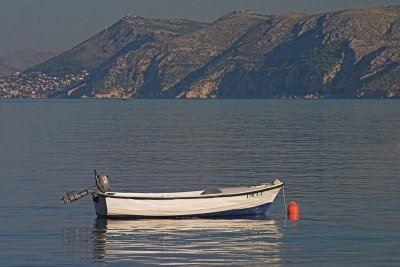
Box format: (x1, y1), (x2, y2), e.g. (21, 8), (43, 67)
(61, 171), (284, 218)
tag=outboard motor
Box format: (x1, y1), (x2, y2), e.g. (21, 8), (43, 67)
(60, 170), (110, 204)
(95, 171), (110, 193)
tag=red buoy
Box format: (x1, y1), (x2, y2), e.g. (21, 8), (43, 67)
(287, 201), (300, 220)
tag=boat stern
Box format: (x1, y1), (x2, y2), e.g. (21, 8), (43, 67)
(93, 195), (108, 217)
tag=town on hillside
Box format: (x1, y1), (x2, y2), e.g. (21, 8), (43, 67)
(0, 71), (89, 98)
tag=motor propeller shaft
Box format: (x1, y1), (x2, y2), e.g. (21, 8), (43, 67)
(60, 186), (97, 204)
(60, 170), (110, 204)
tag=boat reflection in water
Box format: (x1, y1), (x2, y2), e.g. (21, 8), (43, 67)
(91, 216), (284, 266)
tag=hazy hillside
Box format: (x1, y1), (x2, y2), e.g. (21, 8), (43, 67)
(1, 6), (399, 98)
(0, 49), (60, 77)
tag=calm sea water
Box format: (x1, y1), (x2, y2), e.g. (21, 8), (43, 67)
(0, 99), (399, 266)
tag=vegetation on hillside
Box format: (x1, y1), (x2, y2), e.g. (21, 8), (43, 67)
(1, 6), (399, 98)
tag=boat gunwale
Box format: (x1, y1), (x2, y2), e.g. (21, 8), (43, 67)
(99, 183), (284, 200)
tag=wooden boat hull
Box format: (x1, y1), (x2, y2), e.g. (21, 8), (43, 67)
(93, 182), (283, 218)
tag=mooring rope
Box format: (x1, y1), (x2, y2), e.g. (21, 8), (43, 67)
(283, 186), (288, 213)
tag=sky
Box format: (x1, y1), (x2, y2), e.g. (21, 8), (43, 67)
(0, 0), (398, 56)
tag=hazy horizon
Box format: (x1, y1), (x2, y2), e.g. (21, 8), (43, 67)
(0, 0), (399, 56)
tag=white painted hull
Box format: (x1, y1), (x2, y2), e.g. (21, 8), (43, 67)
(93, 181), (283, 218)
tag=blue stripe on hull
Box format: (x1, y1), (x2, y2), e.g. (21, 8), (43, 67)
(98, 202), (272, 219)
(197, 202), (272, 218)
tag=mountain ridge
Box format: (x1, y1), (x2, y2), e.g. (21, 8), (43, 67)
(1, 6), (399, 98)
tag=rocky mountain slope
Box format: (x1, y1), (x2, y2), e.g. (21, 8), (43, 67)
(1, 6), (399, 98)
